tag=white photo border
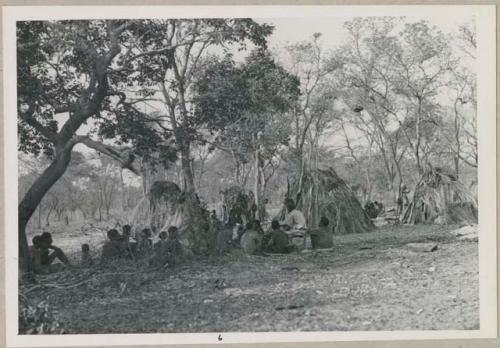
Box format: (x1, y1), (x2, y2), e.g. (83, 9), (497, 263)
(2, 4), (497, 347)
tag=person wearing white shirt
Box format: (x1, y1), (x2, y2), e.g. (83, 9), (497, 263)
(280, 198), (308, 249)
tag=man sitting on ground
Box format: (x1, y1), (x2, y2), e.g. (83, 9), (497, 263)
(154, 231), (168, 251)
(264, 220), (295, 254)
(29, 235), (46, 274)
(240, 221), (263, 255)
(101, 229), (123, 263)
(310, 216), (334, 249)
(31, 232), (72, 273)
(280, 198), (308, 249)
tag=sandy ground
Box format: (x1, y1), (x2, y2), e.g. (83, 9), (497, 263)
(20, 224), (479, 333)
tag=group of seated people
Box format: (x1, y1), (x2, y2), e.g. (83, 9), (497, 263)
(100, 224), (184, 268)
(28, 224), (185, 274)
(364, 200), (385, 219)
(28, 198), (332, 273)
(236, 198), (334, 255)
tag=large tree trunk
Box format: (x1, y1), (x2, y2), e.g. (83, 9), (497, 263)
(18, 144), (75, 274)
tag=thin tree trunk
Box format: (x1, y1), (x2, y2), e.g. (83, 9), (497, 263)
(454, 99), (461, 179)
(45, 206), (53, 226)
(231, 150), (241, 185)
(415, 98), (423, 174)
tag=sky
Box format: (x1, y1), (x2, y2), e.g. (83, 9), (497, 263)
(260, 15), (472, 53)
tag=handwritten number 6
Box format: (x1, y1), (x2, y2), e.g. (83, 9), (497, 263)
(218, 334), (223, 341)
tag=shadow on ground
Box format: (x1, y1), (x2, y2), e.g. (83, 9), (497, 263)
(19, 224), (479, 333)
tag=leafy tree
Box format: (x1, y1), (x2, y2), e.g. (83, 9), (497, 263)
(193, 49), (300, 219)
(17, 20), (178, 273)
(104, 19), (275, 253)
(117, 19), (274, 193)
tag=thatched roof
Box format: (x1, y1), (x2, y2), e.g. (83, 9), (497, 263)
(149, 181), (181, 211)
(288, 167), (375, 234)
(134, 180), (216, 254)
(402, 166), (477, 225)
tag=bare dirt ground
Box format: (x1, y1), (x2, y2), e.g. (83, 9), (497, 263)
(20, 224), (479, 333)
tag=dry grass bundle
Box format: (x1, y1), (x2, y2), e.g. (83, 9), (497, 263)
(131, 181), (216, 254)
(148, 181), (182, 231)
(402, 166), (477, 225)
(288, 167), (375, 234)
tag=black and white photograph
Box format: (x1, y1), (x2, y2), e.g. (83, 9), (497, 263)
(2, 4), (497, 346)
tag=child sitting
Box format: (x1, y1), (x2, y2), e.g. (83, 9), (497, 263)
(310, 216), (334, 249)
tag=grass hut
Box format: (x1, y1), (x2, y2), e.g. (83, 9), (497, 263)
(287, 167), (375, 234)
(402, 166), (477, 225)
(131, 180), (216, 254)
(149, 181), (182, 231)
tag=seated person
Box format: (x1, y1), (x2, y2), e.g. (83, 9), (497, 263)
(29, 235), (46, 274)
(280, 198), (307, 231)
(29, 235), (42, 261)
(119, 224), (135, 259)
(138, 228), (153, 255)
(32, 232), (72, 274)
(264, 220), (295, 254)
(150, 226), (183, 268)
(240, 221), (263, 255)
(101, 229), (123, 262)
(374, 201), (384, 214)
(154, 231), (168, 251)
(310, 216), (334, 249)
(120, 225), (132, 242)
(132, 228), (153, 259)
(232, 223), (245, 245)
(164, 226), (183, 255)
(280, 198), (308, 248)
(81, 243), (93, 267)
(252, 219), (265, 235)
